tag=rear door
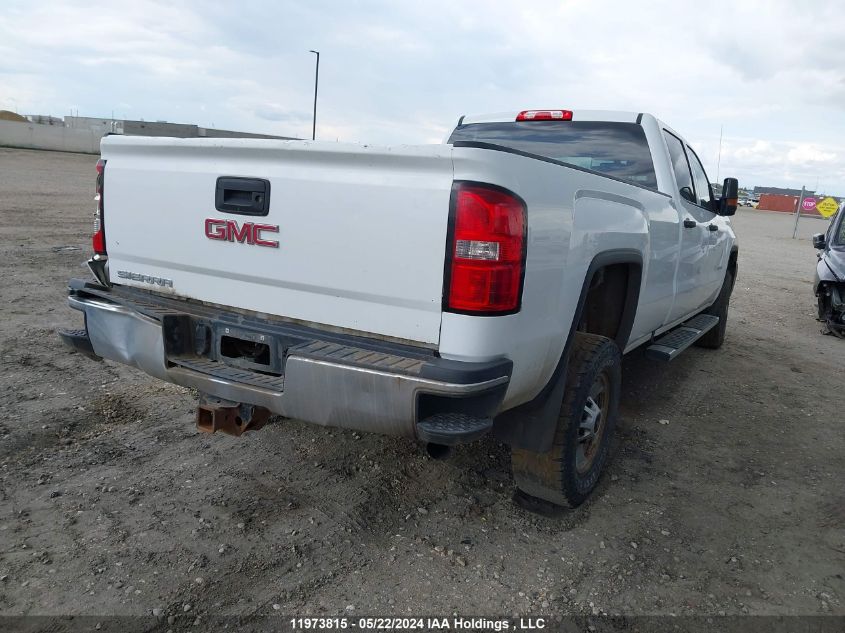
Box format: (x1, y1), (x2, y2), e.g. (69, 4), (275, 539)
(101, 137), (455, 345)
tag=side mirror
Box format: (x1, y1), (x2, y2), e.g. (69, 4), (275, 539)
(719, 178), (739, 216)
(812, 233), (826, 249)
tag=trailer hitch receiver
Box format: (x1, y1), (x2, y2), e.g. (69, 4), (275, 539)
(196, 395), (271, 436)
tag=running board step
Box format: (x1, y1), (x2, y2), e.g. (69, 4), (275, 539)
(416, 413), (493, 445)
(645, 314), (720, 362)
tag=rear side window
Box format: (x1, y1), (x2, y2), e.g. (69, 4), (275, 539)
(662, 131), (695, 203)
(449, 121), (657, 190)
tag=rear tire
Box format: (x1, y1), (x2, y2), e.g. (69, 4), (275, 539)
(511, 333), (621, 509)
(696, 270), (734, 349)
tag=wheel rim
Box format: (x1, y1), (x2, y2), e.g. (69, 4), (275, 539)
(576, 371), (609, 474)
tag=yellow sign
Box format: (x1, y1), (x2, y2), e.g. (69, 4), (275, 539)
(817, 197), (839, 218)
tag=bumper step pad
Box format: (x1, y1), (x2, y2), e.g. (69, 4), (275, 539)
(416, 413), (493, 445)
(170, 357), (285, 392)
(645, 313), (720, 361)
(58, 328), (100, 361)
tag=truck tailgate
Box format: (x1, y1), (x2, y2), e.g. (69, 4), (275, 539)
(100, 136), (455, 345)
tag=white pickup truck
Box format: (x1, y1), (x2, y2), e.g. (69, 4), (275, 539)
(60, 109), (738, 509)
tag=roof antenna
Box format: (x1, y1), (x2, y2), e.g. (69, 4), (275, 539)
(716, 125), (723, 183)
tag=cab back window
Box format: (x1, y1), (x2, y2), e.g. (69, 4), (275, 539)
(448, 121), (658, 190)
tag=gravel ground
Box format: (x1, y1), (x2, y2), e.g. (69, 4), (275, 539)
(0, 148), (843, 623)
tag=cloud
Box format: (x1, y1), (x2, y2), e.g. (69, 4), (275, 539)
(705, 137), (840, 189)
(731, 140), (780, 165)
(1, 0), (844, 192)
(787, 144), (837, 165)
(253, 105), (310, 124)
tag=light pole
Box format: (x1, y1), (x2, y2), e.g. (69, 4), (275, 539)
(309, 50), (320, 141)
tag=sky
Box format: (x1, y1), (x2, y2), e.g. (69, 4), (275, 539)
(1, 0), (844, 193)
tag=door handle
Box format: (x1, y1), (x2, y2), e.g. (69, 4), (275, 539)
(683, 218), (697, 228)
(708, 224), (719, 232)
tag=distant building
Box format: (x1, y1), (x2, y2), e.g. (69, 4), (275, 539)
(63, 115), (296, 140)
(120, 119), (197, 138)
(64, 116), (120, 134)
(25, 114), (64, 126)
(753, 186), (815, 197)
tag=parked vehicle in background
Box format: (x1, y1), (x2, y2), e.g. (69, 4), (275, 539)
(60, 109), (739, 509)
(813, 202), (845, 337)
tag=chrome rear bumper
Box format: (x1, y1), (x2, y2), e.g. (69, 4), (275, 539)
(61, 281), (511, 440)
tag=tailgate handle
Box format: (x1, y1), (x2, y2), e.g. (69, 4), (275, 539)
(215, 177), (270, 216)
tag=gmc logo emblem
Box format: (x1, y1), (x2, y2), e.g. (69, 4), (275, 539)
(205, 218), (279, 248)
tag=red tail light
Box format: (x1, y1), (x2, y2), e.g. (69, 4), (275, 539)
(445, 183), (526, 314)
(516, 110), (573, 121)
(92, 158), (106, 255)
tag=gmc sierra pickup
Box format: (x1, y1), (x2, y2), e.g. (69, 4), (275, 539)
(60, 109), (739, 508)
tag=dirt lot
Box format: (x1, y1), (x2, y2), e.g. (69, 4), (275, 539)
(0, 148), (843, 623)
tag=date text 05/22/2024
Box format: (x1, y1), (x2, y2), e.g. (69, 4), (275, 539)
(289, 617), (547, 631)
